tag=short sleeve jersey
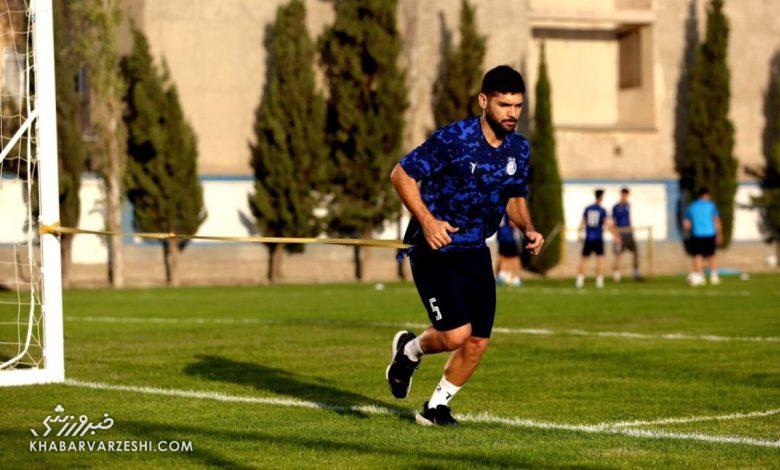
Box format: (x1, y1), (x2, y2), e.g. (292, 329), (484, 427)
(583, 204), (607, 241)
(399, 117), (531, 252)
(612, 203), (631, 228)
(685, 199), (719, 237)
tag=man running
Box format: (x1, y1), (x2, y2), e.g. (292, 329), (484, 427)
(386, 65), (543, 426)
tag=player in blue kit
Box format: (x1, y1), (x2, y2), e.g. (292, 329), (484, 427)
(611, 187), (640, 282)
(683, 188), (722, 286)
(576, 189), (611, 288)
(386, 65), (544, 426)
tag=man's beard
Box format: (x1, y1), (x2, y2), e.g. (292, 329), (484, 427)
(485, 108), (517, 138)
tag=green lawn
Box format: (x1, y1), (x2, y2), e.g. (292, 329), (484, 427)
(1, 275), (779, 468)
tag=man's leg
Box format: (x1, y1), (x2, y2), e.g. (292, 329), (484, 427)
(690, 254), (705, 286)
(613, 251), (622, 282)
(708, 254), (720, 284)
(595, 255), (605, 288)
(442, 336), (490, 386)
(631, 246), (640, 280)
(576, 255), (588, 288)
(510, 255), (522, 286)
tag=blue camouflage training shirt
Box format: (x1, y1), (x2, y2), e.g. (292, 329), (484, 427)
(399, 116), (531, 253)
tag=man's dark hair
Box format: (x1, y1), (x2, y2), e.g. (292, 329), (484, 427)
(621, 187), (630, 194)
(481, 65), (525, 95)
(697, 187), (710, 198)
(595, 189), (605, 199)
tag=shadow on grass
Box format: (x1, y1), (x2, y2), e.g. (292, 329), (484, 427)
(118, 418), (604, 470)
(183, 354), (410, 420)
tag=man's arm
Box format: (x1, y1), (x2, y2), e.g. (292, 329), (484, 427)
(714, 215), (723, 245)
(390, 163), (458, 250)
(506, 197), (544, 255)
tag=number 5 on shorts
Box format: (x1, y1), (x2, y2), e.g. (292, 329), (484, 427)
(429, 297), (442, 321)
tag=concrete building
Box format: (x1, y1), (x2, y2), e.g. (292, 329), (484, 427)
(2, 0), (779, 284)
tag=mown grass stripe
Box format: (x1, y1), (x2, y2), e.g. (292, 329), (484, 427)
(64, 379), (780, 449)
(64, 316), (780, 343)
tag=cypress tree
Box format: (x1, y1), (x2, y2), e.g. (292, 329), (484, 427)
(249, 0), (326, 283)
(320, 0), (408, 280)
(528, 42), (564, 274)
(432, 0), (486, 127)
(70, 0), (127, 287)
(53, 0), (85, 287)
(683, 0), (737, 246)
(121, 28), (206, 287)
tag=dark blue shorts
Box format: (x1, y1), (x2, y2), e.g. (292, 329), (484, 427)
(409, 246), (496, 338)
(582, 239), (604, 256)
(690, 236), (716, 256)
(498, 240), (520, 257)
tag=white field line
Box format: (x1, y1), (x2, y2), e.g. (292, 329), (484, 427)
(530, 287), (758, 298)
(65, 316), (780, 344)
(602, 408), (780, 428)
(64, 379), (780, 449)
(364, 286), (779, 298)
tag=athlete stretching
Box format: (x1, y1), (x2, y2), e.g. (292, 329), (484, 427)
(386, 65), (543, 426)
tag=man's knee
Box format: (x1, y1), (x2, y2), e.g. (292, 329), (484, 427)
(464, 336), (490, 357)
(438, 325), (472, 351)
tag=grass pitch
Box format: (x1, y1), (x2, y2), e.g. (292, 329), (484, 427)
(1, 274), (779, 468)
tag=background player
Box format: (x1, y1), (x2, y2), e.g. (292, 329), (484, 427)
(683, 188), (722, 286)
(496, 214), (523, 287)
(612, 187), (640, 282)
(576, 189), (611, 288)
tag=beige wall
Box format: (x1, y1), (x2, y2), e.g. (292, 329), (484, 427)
(126, 0), (780, 180)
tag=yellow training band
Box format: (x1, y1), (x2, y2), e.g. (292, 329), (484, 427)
(39, 224), (411, 249)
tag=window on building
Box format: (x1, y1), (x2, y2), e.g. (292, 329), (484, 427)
(619, 28), (641, 89)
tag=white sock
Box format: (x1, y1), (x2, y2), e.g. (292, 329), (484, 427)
(576, 274), (584, 288)
(596, 276), (604, 288)
(429, 376), (461, 408)
(403, 337), (423, 362)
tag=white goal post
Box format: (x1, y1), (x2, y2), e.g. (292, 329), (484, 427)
(0, 0), (63, 386)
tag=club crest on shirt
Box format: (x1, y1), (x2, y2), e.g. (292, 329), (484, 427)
(506, 157), (517, 176)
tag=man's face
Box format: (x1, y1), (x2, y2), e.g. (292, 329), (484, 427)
(621, 192), (630, 203)
(481, 92), (523, 136)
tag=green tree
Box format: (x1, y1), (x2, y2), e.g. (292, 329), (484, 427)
(683, 0), (738, 246)
(54, 0), (85, 287)
(70, 0), (127, 286)
(748, 53), (780, 264)
(249, 0), (326, 283)
(320, 0), (408, 280)
(528, 43), (564, 274)
(121, 27), (206, 287)
(431, 0), (486, 127)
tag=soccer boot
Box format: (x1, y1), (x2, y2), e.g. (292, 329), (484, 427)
(385, 330), (420, 399)
(415, 401), (458, 426)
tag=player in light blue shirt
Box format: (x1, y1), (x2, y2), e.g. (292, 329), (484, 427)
(683, 188), (722, 285)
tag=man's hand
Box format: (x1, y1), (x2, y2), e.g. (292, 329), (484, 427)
(421, 215), (459, 250)
(524, 229), (544, 255)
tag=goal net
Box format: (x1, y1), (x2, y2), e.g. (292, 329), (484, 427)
(0, 0), (63, 386)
